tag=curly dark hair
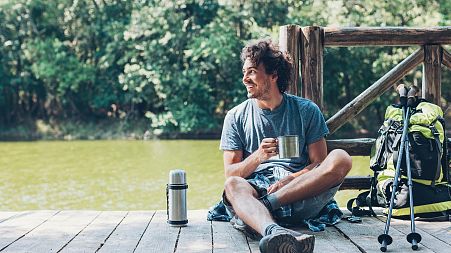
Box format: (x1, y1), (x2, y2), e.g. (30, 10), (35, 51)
(240, 38), (293, 93)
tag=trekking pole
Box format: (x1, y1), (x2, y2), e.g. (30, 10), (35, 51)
(405, 87), (422, 250)
(378, 85), (408, 252)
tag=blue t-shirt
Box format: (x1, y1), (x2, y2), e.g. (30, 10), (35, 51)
(220, 93), (329, 172)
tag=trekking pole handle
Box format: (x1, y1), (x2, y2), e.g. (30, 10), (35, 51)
(397, 84), (408, 106)
(407, 86), (418, 108)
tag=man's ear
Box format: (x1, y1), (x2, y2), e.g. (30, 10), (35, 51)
(271, 72), (278, 83)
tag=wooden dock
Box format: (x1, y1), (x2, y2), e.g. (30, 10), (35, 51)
(0, 210), (449, 253)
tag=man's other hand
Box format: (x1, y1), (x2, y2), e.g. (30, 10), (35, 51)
(267, 174), (295, 194)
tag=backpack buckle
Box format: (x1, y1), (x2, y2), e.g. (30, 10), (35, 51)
(430, 126), (439, 136)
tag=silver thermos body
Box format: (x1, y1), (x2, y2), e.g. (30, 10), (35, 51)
(167, 169), (188, 226)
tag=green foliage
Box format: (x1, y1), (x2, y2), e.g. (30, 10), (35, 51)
(288, 0), (449, 136)
(0, 0), (449, 137)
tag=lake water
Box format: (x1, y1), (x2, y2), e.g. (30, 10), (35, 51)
(0, 140), (370, 210)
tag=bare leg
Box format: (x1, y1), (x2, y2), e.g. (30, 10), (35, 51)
(224, 149), (351, 235)
(224, 176), (274, 235)
(275, 149), (352, 205)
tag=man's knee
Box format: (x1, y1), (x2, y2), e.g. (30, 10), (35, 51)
(327, 149), (352, 179)
(225, 176), (248, 194)
(224, 176), (257, 202)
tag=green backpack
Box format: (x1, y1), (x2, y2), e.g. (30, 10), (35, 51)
(349, 100), (451, 218)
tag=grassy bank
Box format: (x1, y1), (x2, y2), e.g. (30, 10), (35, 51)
(0, 119), (222, 141)
(0, 119), (151, 141)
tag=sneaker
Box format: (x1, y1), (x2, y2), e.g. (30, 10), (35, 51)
(230, 215), (262, 240)
(259, 230), (315, 253)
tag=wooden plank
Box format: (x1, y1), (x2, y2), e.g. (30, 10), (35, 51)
(279, 25), (301, 96)
(314, 227), (361, 253)
(294, 227), (361, 253)
(326, 138), (374, 156)
(334, 214), (435, 253)
(134, 211), (180, 253)
(324, 27), (451, 47)
(3, 210), (99, 252)
(326, 48), (423, 134)
(0, 210), (58, 251)
(376, 216), (451, 252)
(300, 26), (324, 110)
(211, 220), (249, 253)
(247, 238), (260, 253)
(0, 212), (22, 224)
(59, 211), (127, 253)
(97, 211), (154, 253)
(443, 47), (451, 69)
(248, 225), (362, 253)
(176, 210), (212, 253)
(413, 219), (451, 246)
(422, 45), (442, 105)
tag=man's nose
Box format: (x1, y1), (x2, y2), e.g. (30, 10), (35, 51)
(242, 73), (249, 84)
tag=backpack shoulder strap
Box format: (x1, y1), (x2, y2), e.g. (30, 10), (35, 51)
(346, 173), (379, 217)
(347, 191), (374, 217)
(437, 117), (449, 184)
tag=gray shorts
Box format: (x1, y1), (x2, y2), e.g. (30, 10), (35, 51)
(223, 165), (340, 226)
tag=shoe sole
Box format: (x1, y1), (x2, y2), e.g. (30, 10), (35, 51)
(295, 234), (315, 253)
(260, 233), (315, 253)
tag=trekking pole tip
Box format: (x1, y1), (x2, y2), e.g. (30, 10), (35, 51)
(407, 232), (421, 250)
(378, 234), (392, 252)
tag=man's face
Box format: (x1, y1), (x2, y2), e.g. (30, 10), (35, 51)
(242, 59), (275, 100)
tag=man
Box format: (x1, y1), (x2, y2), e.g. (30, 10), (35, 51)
(220, 38), (352, 253)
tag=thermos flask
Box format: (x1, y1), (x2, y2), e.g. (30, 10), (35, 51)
(166, 169), (188, 226)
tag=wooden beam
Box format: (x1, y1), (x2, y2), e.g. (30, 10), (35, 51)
(442, 47), (451, 69)
(326, 48), (424, 134)
(339, 176), (372, 190)
(324, 27), (451, 47)
(300, 26), (324, 109)
(327, 138), (375, 156)
(279, 25), (301, 96)
(422, 45), (442, 105)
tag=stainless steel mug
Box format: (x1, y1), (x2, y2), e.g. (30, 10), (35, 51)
(167, 169), (188, 226)
(278, 135), (300, 158)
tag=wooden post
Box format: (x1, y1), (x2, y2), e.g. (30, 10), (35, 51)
(422, 45), (442, 105)
(442, 47), (451, 69)
(279, 25), (301, 96)
(327, 49), (424, 135)
(300, 26), (324, 110)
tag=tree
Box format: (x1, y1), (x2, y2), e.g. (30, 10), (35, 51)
(0, 0), (449, 137)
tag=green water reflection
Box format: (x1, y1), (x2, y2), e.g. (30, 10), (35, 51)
(0, 141), (370, 210)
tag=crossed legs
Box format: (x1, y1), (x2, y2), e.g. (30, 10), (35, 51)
(224, 149), (352, 235)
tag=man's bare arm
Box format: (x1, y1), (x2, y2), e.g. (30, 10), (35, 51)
(267, 138), (327, 194)
(292, 138), (327, 177)
(224, 138), (278, 178)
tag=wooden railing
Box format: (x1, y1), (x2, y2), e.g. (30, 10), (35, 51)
(279, 26), (451, 190)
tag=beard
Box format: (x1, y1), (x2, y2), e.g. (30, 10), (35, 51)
(247, 79), (271, 100)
